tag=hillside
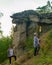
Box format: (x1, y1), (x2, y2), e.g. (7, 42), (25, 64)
(22, 29), (52, 65)
(1, 29), (52, 65)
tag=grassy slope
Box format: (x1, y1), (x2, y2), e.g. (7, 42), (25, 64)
(1, 29), (52, 65)
(22, 29), (52, 65)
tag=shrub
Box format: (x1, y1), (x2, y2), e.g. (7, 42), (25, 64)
(0, 37), (12, 63)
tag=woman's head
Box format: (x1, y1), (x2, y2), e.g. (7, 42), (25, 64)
(34, 32), (37, 36)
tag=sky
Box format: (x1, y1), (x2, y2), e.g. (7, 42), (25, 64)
(0, 0), (52, 36)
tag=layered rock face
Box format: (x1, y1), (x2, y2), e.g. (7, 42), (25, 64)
(11, 10), (52, 56)
(12, 19), (37, 56)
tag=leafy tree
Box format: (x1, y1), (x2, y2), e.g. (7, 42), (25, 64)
(0, 12), (3, 38)
(0, 12), (3, 18)
(0, 22), (3, 38)
(0, 36), (12, 63)
(36, 1), (52, 13)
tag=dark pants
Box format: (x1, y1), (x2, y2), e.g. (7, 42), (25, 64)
(34, 45), (40, 56)
(37, 44), (40, 52)
(8, 55), (16, 64)
(34, 47), (37, 56)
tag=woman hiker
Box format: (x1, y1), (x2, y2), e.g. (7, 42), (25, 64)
(7, 45), (16, 64)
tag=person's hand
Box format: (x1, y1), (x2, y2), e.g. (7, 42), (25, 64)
(39, 39), (41, 43)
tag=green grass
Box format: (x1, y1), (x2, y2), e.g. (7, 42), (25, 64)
(22, 50), (52, 65)
(1, 29), (52, 65)
(25, 37), (33, 50)
(0, 37), (12, 63)
(22, 29), (52, 65)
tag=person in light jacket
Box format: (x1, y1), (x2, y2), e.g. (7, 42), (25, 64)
(7, 45), (16, 64)
(33, 33), (40, 56)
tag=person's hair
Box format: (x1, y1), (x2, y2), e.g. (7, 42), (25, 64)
(34, 32), (37, 36)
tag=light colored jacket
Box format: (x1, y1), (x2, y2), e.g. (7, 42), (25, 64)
(34, 36), (39, 47)
(8, 48), (14, 57)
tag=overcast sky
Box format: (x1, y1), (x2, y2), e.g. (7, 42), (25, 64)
(0, 0), (52, 36)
